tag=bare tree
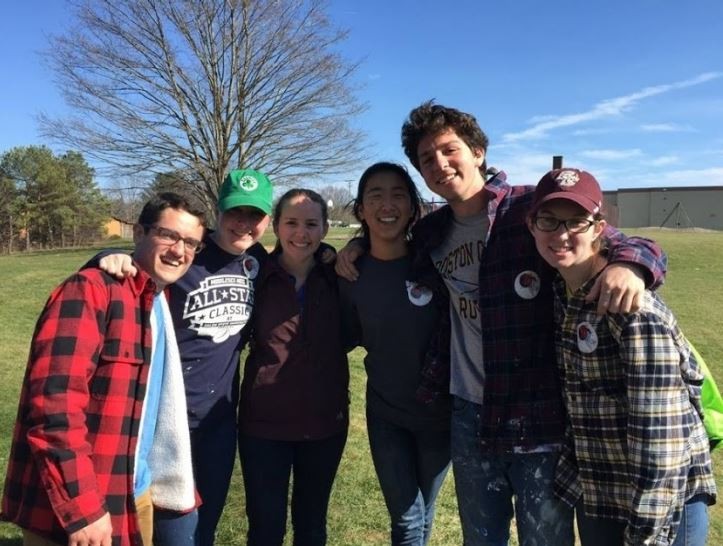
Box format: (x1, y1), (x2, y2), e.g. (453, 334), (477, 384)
(104, 178), (146, 225)
(41, 0), (366, 215)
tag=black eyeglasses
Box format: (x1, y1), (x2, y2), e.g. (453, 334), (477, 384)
(143, 225), (205, 254)
(533, 216), (595, 234)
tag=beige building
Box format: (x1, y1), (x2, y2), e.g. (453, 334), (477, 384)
(602, 186), (723, 230)
(104, 217), (134, 239)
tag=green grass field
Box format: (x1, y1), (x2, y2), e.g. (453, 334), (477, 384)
(0, 228), (721, 545)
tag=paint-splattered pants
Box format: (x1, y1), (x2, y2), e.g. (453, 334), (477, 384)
(450, 396), (574, 546)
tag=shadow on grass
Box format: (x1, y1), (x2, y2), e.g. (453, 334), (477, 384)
(0, 539), (22, 546)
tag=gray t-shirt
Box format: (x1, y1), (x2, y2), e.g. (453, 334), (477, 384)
(339, 254), (450, 430)
(430, 211), (489, 404)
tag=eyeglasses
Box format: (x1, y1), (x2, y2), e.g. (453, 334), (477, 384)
(533, 216), (595, 234)
(143, 225), (205, 254)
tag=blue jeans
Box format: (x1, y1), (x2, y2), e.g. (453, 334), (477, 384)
(154, 509), (199, 546)
(672, 497), (709, 546)
(190, 413), (237, 546)
(366, 410), (451, 546)
(238, 430), (348, 546)
(450, 396), (574, 546)
(576, 495), (709, 546)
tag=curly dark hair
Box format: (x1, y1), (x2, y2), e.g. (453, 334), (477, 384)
(401, 100), (489, 173)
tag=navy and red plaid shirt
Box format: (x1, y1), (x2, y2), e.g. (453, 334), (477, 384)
(1, 266), (156, 546)
(412, 170), (667, 453)
(552, 276), (716, 545)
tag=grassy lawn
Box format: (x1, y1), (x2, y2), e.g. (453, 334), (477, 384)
(0, 227), (721, 545)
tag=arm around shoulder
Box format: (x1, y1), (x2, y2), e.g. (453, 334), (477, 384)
(82, 248), (136, 279)
(603, 226), (667, 289)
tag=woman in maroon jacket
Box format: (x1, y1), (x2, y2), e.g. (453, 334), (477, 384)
(238, 188), (349, 546)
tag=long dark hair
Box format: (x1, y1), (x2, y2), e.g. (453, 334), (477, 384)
(349, 162), (423, 242)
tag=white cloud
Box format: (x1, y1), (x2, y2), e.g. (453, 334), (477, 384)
(656, 167), (723, 186)
(640, 123), (685, 132)
(503, 72), (722, 143)
(608, 167), (723, 189)
(527, 114), (560, 124)
(647, 155), (679, 166)
(489, 148), (570, 184)
(580, 149), (643, 160)
(572, 128), (613, 136)
(491, 144), (723, 192)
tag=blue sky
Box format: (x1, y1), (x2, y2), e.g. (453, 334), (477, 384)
(2, 0), (723, 196)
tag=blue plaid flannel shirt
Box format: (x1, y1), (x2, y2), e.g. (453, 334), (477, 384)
(552, 276), (716, 545)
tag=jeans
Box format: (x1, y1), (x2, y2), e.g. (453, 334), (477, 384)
(672, 497), (709, 546)
(366, 410), (451, 546)
(154, 509), (199, 546)
(238, 430), (348, 546)
(190, 413), (237, 546)
(450, 396), (574, 546)
(576, 495), (709, 546)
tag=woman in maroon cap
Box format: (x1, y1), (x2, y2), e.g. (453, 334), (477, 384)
(527, 168), (716, 546)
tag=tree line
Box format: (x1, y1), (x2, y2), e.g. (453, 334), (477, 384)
(106, 171), (360, 229)
(0, 142), (359, 256)
(0, 146), (109, 253)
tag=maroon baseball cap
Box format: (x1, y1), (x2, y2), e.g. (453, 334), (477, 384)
(530, 168), (603, 216)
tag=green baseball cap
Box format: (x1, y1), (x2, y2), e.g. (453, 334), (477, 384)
(218, 169), (273, 215)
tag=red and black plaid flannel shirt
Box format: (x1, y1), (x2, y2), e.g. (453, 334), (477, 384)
(412, 171), (667, 453)
(1, 266), (156, 546)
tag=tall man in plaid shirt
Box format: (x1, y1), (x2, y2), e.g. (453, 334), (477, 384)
(1, 193), (206, 546)
(403, 103), (667, 546)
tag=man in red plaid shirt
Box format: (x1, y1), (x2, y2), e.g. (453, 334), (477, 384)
(1, 193), (206, 546)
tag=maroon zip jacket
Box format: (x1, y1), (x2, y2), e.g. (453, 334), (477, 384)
(239, 253), (349, 441)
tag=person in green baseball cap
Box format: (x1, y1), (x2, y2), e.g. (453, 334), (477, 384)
(217, 168), (273, 214)
(160, 168), (272, 545)
(215, 168), (273, 253)
(91, 168), (274, 545)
